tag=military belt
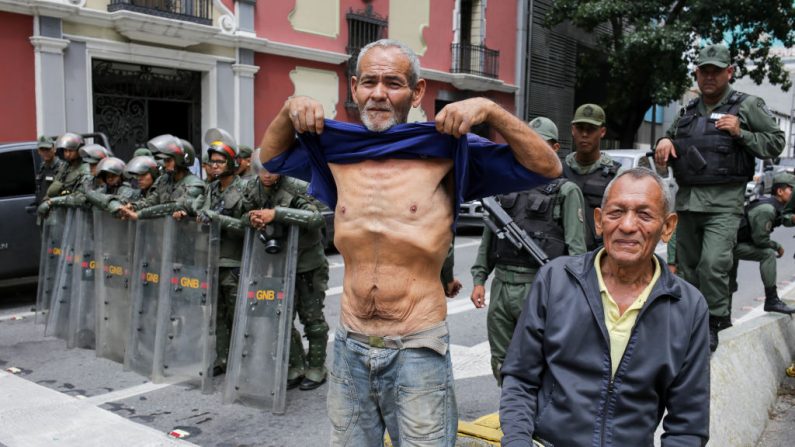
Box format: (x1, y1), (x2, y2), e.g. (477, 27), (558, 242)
(494, 268), (537, 284)
(339, 321), (449, 356)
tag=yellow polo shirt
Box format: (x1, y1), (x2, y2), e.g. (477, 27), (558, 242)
(595, 249), (661, 377)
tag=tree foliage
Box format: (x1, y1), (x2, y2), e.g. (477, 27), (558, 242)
(546, 0), (795, 146)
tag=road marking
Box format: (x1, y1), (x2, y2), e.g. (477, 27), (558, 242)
(83, 381), (180, 406)
(0, 371), (196, 447)
(450, 341), (493, 380)
(734, 279), (795, 325)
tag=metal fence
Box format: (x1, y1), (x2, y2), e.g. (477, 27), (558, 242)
(451, 43), (500, 79)
(108, 0), (213, 26)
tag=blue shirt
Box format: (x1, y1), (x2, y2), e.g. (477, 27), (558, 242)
(263, 119), (549, 229)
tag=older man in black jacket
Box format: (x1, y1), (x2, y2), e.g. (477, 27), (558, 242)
(500, 167), (710, 447)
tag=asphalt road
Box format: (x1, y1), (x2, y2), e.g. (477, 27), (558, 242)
(1, 225), (795, 446)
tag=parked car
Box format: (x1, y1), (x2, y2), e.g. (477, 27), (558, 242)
(0, 141), (42, 285)
(603, 149), (679, 199)
(457, 199), (485, 230)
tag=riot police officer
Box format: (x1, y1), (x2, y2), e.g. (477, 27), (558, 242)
(34, 135), (66, 204)
(122, 156), (160, 199)
(84, 157), (140, 213)
(119, 135), (205, 220)
(655, 44), (785, 352)
(243, 168), (329, 390)
(562, 104), (620, 250)
(470, 117), (587, 383)
(193, 129), (250, 374)
(38, 144), (111, 214)
(236, 145), (254, 178)
(730, 172), (795, 314)
(46, 132), (87, 198)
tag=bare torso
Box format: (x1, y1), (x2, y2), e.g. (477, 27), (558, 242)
(331, 158), (454, 336)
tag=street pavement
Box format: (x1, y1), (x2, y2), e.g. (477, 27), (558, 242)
(1, 226), (795, 446)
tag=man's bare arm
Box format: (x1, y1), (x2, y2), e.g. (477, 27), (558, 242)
(259, 96), (325, 165)
(435, 97), (562, 178)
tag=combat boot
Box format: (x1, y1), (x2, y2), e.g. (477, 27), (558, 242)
(299, 322), (329, 391)
(764, 287), (795, 314)
(287, 327), (306, 389)
(708, 315), (732, 353)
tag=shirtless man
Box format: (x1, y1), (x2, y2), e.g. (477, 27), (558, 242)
(259, 39), (561, 446)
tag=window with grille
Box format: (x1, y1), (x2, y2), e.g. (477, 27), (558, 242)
(345, 5), (388, 109)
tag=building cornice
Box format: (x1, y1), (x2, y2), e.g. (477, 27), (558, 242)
(29, 35), (69, 54)
(232, 63), (259, 78)
(421, 68), (518, 94)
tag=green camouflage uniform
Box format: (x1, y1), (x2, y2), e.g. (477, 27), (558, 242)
(562, 152), (618, 250)
(46, 161), (88, 198)
(85, 182), (141, 214)
(471, 181), (587, 382)
(36, 157), (66, 204)
(730, 198), (783, 294)
(242, 176), (329, 384)
(128, 171), (205, 219)
(195, 175), (250, 368)
(665, 87), (784, 320)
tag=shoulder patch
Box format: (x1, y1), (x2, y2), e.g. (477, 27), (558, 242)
(757, 98), (773, 118)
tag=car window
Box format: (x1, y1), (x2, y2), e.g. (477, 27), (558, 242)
(0, 150), (35, 198)
(611, 156), (633, 168)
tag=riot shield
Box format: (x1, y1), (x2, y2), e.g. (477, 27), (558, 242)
(223, 225), (299, 414)
(35, 208), (69, 324)
(151, 218), (220, 393)
(94, 210), (134, 363)
(66, 209), (97, 349)
(124, 217), (167, 377)
(45, 208), (77, 340)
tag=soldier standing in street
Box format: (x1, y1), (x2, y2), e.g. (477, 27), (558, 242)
(730, 172), (795, 314)
(46, 132), (88, 198)
(118, 135), (205, 220)
(194, 131), (250, 374)
(655, 44), (785, 351)
(34, 135), (66, 205)
(242, 167), (330, 390)
(470, 117), (587, 383)
(562, 104), (620, 251)
(236, 145), (255, 179)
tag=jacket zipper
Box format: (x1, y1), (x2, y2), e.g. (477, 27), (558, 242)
(601, 378), (614, 446)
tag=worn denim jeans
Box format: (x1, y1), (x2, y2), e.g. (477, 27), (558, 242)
(327, 328), (458, 446)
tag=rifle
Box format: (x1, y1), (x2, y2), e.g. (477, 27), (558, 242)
(481, 196), (550, 266)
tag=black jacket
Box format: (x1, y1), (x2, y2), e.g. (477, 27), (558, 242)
(500, 251), (710, 447)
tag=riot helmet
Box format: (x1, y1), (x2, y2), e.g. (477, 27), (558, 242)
(124, 155), (161, 179)
(204, 127), (238, 174)
(96, 157), (125, 187)
(79, 144), (111, 164)
(148, 134), (194, 168)
(55, 132), (84, 152)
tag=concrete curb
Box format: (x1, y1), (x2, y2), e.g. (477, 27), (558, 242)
(707, 298), (795, 446)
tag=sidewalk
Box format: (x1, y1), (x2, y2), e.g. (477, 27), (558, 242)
(756, 372), (795, 446)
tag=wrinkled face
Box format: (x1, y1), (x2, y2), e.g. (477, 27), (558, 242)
(595, 176), (677, 267)
(571, 123), (606, 157)
(352, 46), (424, 132)
(104, 173), (121, 187)
(258, 169), (280, 186)
(237, 157), (250, 174)
(695, 64), (733, 99)
(162, 157), (176, 174)
(137, 173), (154, 190)
(208, 153), (227, 179)
(62, 148), (79, 163)
(38, 147), (55, 162)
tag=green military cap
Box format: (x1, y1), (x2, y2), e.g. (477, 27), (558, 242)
(133, 147), (152, 158)
(572, 104), (605, 127)
(37, 135), (55, 149)
(238, 145), (253, 159)
(697, 44), (731, 68)
(529, 117), (559, 142)
(772, 172), (795, 188)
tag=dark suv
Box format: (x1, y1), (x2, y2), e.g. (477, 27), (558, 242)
(0, 141), (42, 285)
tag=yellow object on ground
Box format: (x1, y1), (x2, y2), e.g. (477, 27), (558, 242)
(787, 362), (795, 377)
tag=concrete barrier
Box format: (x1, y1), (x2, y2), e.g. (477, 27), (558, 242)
(707, 300), (795, 446)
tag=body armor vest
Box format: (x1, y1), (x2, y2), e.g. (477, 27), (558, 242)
(489, 178), (567, 269)
(563, 161), (619, 250)
(671, 92), (754, 186)
(737, 196), (782, 243)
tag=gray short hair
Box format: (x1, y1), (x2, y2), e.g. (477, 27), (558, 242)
(356, 39), (421, 89)
(601, 167), (673, 214)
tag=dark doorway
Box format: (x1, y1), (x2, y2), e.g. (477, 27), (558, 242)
(92, 60), (201, 162)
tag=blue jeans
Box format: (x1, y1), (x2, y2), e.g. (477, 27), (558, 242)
(327, 328), (458, 446)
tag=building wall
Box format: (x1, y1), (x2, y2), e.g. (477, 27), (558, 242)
(483, 0), (516, 84)
(0, 11), (36, 141)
